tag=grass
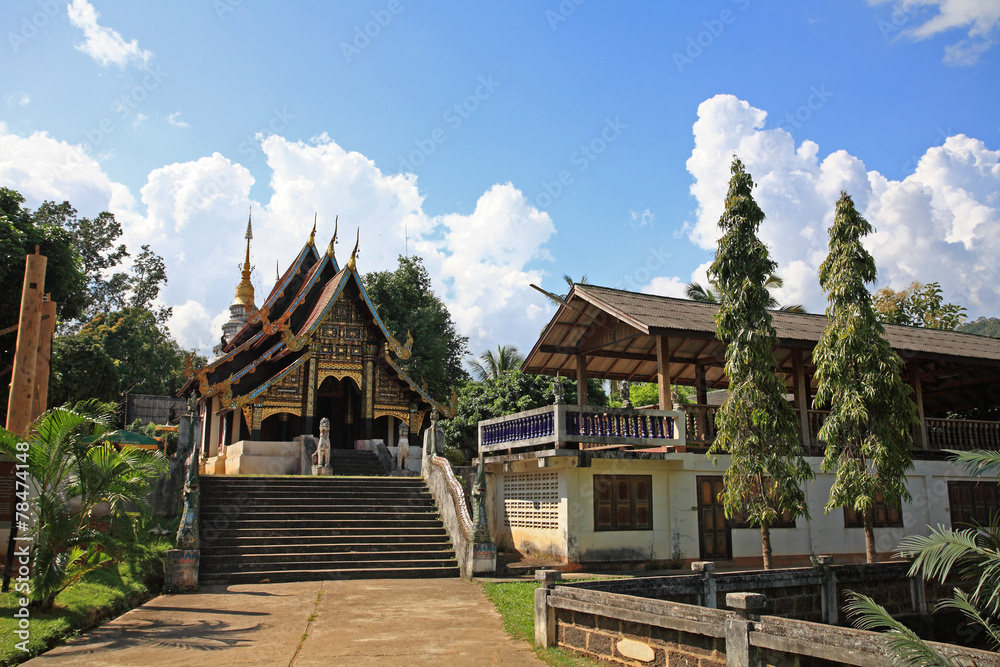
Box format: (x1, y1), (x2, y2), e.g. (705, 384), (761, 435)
(0, 518), (175, 666)
(480, 580), (601, 667)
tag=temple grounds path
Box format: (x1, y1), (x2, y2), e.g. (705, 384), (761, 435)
(23, 578), (543, 666)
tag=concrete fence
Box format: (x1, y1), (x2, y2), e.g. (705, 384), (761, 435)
(535, 563), (1000, 666)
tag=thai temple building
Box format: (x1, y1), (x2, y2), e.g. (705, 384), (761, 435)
(183, 216), (443, 475)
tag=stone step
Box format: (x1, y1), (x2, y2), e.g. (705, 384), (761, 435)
(202, 539), (452, 555)
(197, 474), (458, 583)
(199, 565), (460, 586)
(200, 525), (449, 539)
(200, 497), (436, 509)
(201, 550), (456, 567)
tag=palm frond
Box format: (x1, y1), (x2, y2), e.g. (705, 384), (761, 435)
(946, 449), (1000, 478)
(938, 589), (1000, 651)
(897, 524), (990, 583)
(845, 591), (955, 666)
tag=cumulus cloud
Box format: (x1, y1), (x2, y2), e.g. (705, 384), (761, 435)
(870, 0), (1000, 65)
(167, 112), (189, 128)
(678, 94), (1000, 318)
(0, 124), (556, 356)
(630, 208), (654, 229)
(67, 0), (153, 69)
(5, 92), (30, 107)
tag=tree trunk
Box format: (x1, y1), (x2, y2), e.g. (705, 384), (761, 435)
(863, 508), (877, 564)
(761, 523), (773, 570)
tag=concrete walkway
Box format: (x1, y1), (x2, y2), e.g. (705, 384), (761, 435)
(24, 579), (544, 666)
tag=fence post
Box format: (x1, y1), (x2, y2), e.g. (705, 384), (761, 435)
(692, 561), (717, 608)
(535, 586), (556, 648)
(725, 592), (766, 667)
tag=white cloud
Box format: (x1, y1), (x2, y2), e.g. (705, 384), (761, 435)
(167, 112), (189, 128)
(680, 94), (1000, 318)
(871, 0), (1000, 64)
(629, 208), (654, 229)
(67, 0), (153, 69)
(641, 276), (687, 299)
(0, 124), (556, 357)
(5, 92), (30, 107)
(132, 113), (148, 128)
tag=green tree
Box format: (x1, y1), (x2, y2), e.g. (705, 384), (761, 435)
(362, 255), (469, 401)
(49, 332), (120, 406)
(812, 192), (917, 563)
(1, 189), (88, 424)
(685, 274), (804, 312)
(873, 281), (966, 330)
(469, 345), (525, 381)
(706, 156), (813, 570)
(846, 449), (1000, 662)
(0, 403), (166, 609)
(959, 316), (1000, 338)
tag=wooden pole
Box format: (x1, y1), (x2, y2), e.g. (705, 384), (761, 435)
(31, 296), (56, 423)
(913, 372), (927, 449)
(656, 335), (673, 410)
(793, 349), (811, 448)
(6, 251), (46, 436)
(576, 355), (588, 406)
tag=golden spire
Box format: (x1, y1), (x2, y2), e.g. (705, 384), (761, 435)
(326, 215), (339, 257)
(346, 229), (359, 271)
(233, 209), (256, 309)
(308, 213), (317, 246)
(275, 260), (279, 281)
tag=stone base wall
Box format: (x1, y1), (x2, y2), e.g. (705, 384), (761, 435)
(556, 608), (726, 666)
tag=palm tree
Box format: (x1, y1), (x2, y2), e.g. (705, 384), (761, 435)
(846, 449), (1000, 663)
(468, 345), (525, 381)
(0, 402), (167, 610)
(686, 274), (805, 313)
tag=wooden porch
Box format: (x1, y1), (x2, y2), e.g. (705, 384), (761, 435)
(512, 284), (1000, 458)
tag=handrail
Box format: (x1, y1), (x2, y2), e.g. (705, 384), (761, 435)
(175, 407), (201, 550)
(431, 454), (474, 540)
(478, 403), (685, 454)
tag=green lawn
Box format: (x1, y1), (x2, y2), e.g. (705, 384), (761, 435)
(0, 523), (173, 666)
(480, 580), (601, 667)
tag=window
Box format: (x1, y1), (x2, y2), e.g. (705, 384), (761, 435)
(594, 475), (652, 531)
(948, 481), (999, 529)
(843, 493), (903, 528)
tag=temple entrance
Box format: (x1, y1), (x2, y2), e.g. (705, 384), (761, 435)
(316, 376), (362, 448)
(260, 412), (301, 441)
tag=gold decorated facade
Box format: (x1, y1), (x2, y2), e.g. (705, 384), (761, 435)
(183, 223), (440, 452)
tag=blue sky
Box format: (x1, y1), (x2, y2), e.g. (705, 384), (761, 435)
(2, 0), (998, 359)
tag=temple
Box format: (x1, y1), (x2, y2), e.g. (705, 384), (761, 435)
(183, 216), (442, 474)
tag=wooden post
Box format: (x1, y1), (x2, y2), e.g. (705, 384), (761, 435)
(793, 350), (811, 448)
(31, 296), (56, 423)
(6, 251), (46, 436)
(576, 355), (588, 406)
(913, 372), (927, 449)
(656, 335), (673, 410)
(695, 363), (708, 441)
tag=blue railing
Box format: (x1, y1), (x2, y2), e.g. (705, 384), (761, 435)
(478, 404), (684, 454)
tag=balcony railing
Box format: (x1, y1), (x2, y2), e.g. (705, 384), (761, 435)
(478, 404), (685, 457)
(686, 404), (999, 452)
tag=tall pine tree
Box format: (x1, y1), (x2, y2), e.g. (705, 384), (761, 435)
(707, 156), (813, 569)
(813, 192), (916, 563)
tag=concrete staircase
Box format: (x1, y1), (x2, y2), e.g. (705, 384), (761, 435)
(198, 475), (460, 585)
(325, 449), (387, 476)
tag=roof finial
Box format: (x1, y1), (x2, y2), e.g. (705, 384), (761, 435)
(275, 260), (279, 281)
(242, 208), (253, 275)
(346, 228), (359, 271)
(326, 215), (339, 257)
(234, 208), (256, 310)
(308, 213), (317, 246)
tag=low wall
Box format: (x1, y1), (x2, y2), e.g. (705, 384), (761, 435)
(536, 564), (998, 666)
(422, 431), (474, 578)
(224, 440), (301, 475)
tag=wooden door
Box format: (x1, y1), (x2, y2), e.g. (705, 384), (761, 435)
(697, 476), (732, 560)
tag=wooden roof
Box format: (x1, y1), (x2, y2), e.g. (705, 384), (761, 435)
(522, 284), (1000, 416)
